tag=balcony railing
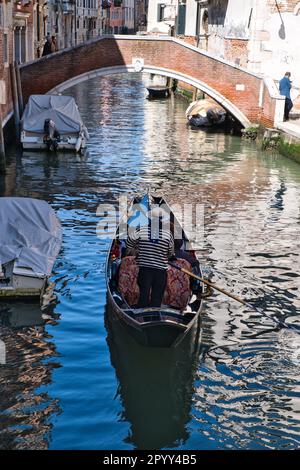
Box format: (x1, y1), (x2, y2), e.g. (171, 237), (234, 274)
(62, 3), (75, 13)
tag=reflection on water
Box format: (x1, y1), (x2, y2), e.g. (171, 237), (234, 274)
(105, 303), (202, 449)
(0, 303), (60, 449)
(0, 73), (300, 449)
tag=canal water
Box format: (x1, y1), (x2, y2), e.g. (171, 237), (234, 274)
(1, 73), (300, 450)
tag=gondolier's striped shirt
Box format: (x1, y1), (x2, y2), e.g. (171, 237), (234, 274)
(126, 225), (174, 270)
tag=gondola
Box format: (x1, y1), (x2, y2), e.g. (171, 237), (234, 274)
(146, 86), (172, 99)
(106, 193), (204, 348)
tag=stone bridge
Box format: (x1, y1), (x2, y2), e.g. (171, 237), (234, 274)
(19, 35), (285, 128)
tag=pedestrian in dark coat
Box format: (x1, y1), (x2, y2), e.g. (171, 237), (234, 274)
(279, 72), (293, 121)
(42, 36), (52, 56)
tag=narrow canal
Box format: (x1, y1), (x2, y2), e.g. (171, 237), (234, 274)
(1, 73), (300, 450)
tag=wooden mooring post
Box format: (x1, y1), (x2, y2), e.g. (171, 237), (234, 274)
(192, 87), (198, 101)
(166, 76), (174, 92)
(10, 63), (20, 141)
(15, 62), (24, 117)
(0, 111), (6, 174)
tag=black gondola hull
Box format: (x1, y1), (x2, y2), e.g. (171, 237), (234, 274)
(107, 292), (194, 348)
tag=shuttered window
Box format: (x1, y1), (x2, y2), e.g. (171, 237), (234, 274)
(176, 4), (186, 35)
(157, 4), (165, 22)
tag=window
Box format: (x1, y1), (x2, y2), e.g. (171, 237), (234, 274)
(0, 5), (4, 28)
(176, 4), (186, 35)
(157, 3), (165, 22)
(3, 33), (8, 64)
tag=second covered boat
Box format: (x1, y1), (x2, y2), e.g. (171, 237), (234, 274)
(21, 94), (89, 152)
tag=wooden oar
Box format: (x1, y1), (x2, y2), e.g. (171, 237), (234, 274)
(169, 262), (299, 333)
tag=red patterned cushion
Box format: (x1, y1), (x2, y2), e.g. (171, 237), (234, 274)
(164, 259), (191, 310)
(118, 256), (140, 306)
(118, 257), (191, 310)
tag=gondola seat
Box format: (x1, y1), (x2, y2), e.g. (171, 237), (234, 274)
(118, 256), (191, 310)
(117, 256), (140, 306)
(164, 258), (191, 309)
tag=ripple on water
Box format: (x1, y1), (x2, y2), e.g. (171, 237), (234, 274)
(192, 333), (300, 449)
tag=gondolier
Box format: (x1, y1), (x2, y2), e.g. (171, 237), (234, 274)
(126, 208), (174, 308)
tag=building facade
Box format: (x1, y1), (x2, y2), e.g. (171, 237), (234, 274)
(163, 0), (300, 88)
(1, 0), (146, 127)
(135, 0), (148, 31)
(0, 1), (13, 122)
(109, 0), (123, 33)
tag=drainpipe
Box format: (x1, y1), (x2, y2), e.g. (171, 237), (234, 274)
(196, 0), (201, 47)
(37, 0), (41, 57)
(0, 111), (6, 174)
(75, 0), (77, 45)
(10, 63), (20, 141)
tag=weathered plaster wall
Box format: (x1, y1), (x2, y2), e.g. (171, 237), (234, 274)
(194, 0), (254, 62)
(184, 0), (198, 36)
(147, 0), (177, 34)
(181, 0), (300, 97)
(255, 0), (300, 87)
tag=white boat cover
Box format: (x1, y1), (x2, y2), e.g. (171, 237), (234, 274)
(21, 95), (84, 134)
(185, 99), (225, 118)
(0, 198), (62, 276)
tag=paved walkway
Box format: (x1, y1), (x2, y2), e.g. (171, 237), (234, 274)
(277, 117), (300, 140)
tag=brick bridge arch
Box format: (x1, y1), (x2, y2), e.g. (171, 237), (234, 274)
(20, 36), (284, 128)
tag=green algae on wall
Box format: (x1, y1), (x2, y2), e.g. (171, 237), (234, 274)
(278, 139), (300, 164)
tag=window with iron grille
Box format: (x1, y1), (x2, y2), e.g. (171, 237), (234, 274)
(3, 33), (8, 64)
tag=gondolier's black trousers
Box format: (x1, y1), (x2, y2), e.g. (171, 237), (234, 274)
(137, 267), (167, 308)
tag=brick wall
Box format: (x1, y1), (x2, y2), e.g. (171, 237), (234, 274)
(19, 37), (278, 126)
(266, 0), (300, 13)
(176, 35), (198, 47)
(224, 39), (248, 69)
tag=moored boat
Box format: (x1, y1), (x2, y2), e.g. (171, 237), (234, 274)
(186, 98), (227, 127)
(106, 193), (204, 348)
(0, 198), (62, 301)
(146, 86), (172, 99)
(21, 95), (89, 152)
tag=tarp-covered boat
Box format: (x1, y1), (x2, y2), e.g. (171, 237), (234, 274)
(21, 95), (89, 152)
(106, 193), (204, 348)
(0, 198), (62, 300)
(186, 98), (227, 127)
